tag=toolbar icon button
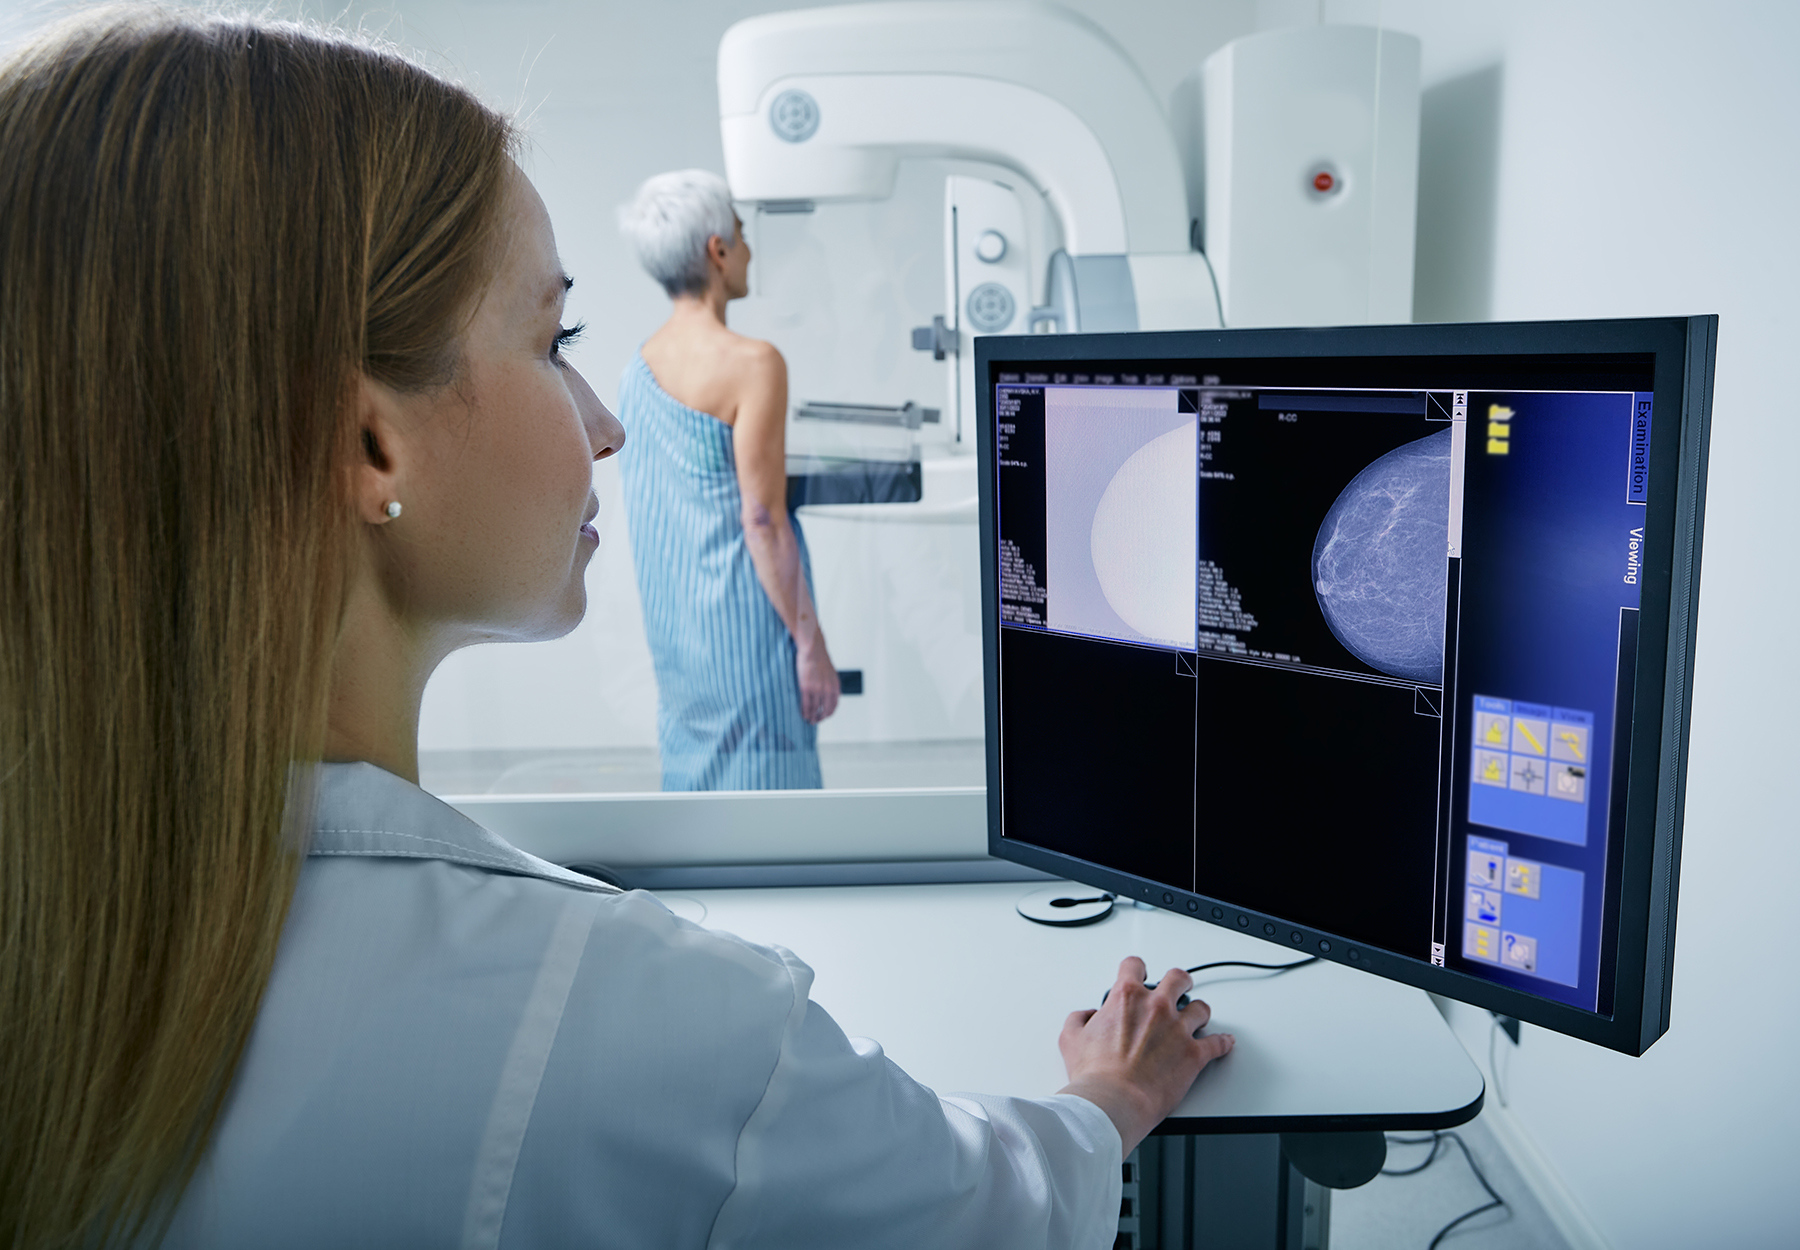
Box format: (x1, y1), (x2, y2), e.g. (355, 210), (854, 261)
(1549, 763), (1588, 803)
(1504, 858), (1541, 899)
(1550, 722), (1589, 763)
(1473, 749), (1508, 789)
(1510, 756), (1547, 795)
(1464, 922), (1500, 964)
(1501, 932), (1538, 974)
(1511, 717), (1549, 756)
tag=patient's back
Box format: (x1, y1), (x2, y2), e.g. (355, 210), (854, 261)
(639, 315), (781, 429)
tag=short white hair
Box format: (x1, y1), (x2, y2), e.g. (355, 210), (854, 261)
(616, 169), (738, 298)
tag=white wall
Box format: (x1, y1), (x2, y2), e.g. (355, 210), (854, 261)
(1358, 2), (1796, 1246)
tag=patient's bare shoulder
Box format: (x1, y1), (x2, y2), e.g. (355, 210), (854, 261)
(642, 322), (784, 426)
(720, 332), (784, 385)
(713, 333), (785, 424)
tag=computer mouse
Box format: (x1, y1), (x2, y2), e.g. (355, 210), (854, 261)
(1100, 981), (1191, 1012)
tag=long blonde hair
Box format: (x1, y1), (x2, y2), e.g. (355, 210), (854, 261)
(0, 9), (514, 1245)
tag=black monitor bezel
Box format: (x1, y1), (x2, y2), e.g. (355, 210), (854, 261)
(976, 316), (1715, 1056)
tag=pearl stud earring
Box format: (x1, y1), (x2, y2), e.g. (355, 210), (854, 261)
(384, 501), (402, 519)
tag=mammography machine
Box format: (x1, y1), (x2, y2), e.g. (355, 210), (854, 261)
(717, 3), (1421, 763)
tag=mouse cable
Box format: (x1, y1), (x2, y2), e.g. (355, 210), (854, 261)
(1381, 1131), (1508, 1250)
(1488, 1016), (1510, 1108)
(1182, 955), (1321, 977)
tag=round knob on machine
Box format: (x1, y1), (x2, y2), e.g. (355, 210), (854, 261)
(974, 230), (1008, 263)
(1305, 162), (1343, 200)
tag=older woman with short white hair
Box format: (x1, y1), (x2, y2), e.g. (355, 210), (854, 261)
(616, 169), (838, 791)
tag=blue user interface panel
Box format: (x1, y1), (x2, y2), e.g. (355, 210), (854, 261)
(991, 359), (1654, 1017)
(1446, 389), (1647, 1009)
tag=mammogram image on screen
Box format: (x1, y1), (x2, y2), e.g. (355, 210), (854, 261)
(1042, 387), (1196, 649)
(1311, 428), (1453, 683)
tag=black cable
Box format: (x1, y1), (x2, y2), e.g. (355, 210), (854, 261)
(1426, 1132), (1506, 1249)
(1378, 1131), (1509, 1249)
(1488, 1018), (1509, 1108)
(1380, 1133), (1443, 1177)
(1183, 955), (1322, 977)
(1103, 956), (1319, 1010)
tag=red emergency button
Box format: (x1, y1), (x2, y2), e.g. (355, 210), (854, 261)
(1313, 170), (1336, 193)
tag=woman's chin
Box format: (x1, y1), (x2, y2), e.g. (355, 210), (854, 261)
(545, 585), (589, 640)
(497, 584), (588, 645)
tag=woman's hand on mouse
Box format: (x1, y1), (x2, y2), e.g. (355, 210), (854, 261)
(1056, 956), (1233, 1155)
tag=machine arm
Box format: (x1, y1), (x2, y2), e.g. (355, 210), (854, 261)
(718, 1), (1191, 257)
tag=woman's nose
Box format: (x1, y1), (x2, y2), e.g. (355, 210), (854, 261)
(590, 399), (626, 461)
(571, 367), (625, 460)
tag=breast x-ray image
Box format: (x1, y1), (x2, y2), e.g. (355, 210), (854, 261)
(1188, 393), (1452, 690)
(1311, 428), (1452, 683)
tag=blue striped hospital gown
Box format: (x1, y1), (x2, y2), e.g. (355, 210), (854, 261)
(617, 352), (822, 791)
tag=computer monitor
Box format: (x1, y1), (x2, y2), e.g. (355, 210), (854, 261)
(976, 317), (1714, 1056)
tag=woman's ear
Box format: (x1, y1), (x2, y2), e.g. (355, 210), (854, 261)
(707, 232), (733, 272)
(351, 374), (408, 526)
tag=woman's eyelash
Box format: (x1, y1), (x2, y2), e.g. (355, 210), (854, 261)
(552, 320), (586, 358)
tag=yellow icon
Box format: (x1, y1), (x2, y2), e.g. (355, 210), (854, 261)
(1505, 860), (1540, 898)
(1515, 721), (1544, 753)
(1482, 757), (1504, 783)
(1487, 403), (1513, 455)
(1556, 730), (1586, 760)
(1484, 720), (1506, 744)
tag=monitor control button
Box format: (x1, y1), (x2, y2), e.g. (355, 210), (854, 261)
(1291, 931), (1304, 944)
(1237, 915), (1250, 928)
(1349, 948), (1361, 960)
(1318, 939), (1331, 953)
(1211, 906), (1224, 919)
(1264, 922), (1277, 936)
(1186, 899), (1199, 912)
(1162, 892), (1174, 905)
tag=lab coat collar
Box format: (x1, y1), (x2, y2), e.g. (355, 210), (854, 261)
(307, 761), (620, 894)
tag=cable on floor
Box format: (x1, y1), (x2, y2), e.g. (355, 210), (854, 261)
(1382, 1131), (1508, 1249)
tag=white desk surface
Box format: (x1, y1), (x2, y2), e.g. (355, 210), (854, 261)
(656, 881), (1484, 1134)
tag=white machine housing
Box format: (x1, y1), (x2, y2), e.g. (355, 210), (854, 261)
(944, 176), (1032, 440)
(719, 0), (1223, 431)
(1195, 25), (1422, 327)
(720, 0), (1188, 255)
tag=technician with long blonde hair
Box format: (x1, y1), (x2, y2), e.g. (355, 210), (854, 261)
(0, 9), (1231, 1248)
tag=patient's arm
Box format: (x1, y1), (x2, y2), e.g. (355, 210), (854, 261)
(733, 344), (840, 724)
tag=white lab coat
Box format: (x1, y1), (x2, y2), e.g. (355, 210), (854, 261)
(163, 763), (1123, 1248)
